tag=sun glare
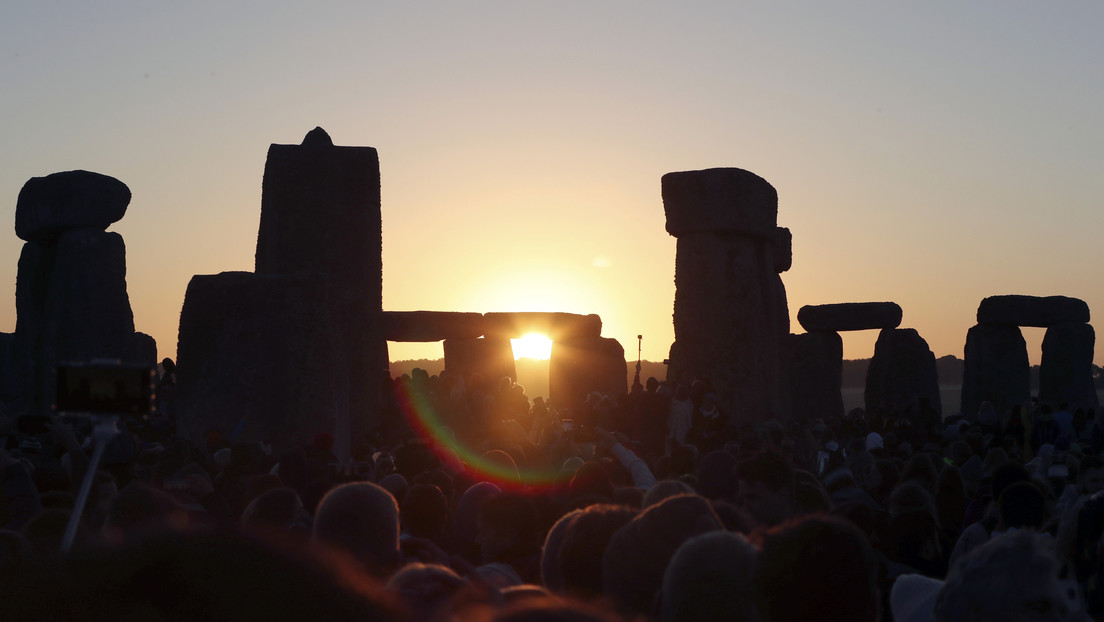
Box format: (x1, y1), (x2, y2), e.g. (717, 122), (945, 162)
(512, 332), (553, 360)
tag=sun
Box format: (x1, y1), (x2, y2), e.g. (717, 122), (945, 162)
(511, 332), (553, 360)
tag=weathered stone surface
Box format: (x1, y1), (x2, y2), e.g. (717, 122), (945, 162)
(124, 332), (157, 368)
(785, 331), (844, 420)
(15, 171), (130, 242)
(977, 295), (1089, 327)
(380, 311), (486, 342)
(961, 324), (1030, 418)
(865, 328), (941, 417)
(482, 312), (602, 340)
(255, 128), (385, 442)
(797, 302), (903, 333)
(443, 337), (517, 384)
(48, 230), (135, 363)
(12, 232), (136, 414)
(175, 272), (351, 459)
(662, 168), (778, 238)
(0, 333), (21, 406)
(665, 231), (788, 422)
(1039, 322), (1099, 411)
(549, 337), (627, 409)
(771, 227), (792, 273)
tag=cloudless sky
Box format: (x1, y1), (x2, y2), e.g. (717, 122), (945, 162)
(1, 2), (1101, 367)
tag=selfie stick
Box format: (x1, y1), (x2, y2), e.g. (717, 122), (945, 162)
(61, 415), (120, 553)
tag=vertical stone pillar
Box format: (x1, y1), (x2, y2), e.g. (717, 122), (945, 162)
(255, 128), (385, 444)
(1040, 322), (1098, 411)
(549, 337), (627, 410)
(175, 272), (351, 459)
(662, 168), (789, 423)
(961, 324), (1030, 418)
(865, 328), (941, 417)
(786, 331), (844, 421)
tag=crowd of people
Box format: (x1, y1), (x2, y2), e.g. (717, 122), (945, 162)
(1, 362), (1102, 621)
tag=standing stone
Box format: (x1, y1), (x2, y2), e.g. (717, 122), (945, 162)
(443, 337), (517, 385)
(549, 337), (627, 410)
(1039, 322), (1098, 411)
(865, 328), (941, 418)
(663, 167), (788, 423)
(15, 170), (130, 242)
(961, 324), (1030, 418)
(786, 331), (844, 421)
(124, 332), (158, 368)
(0, 333), (20, 407)
(255, 128), (385, 443)
(175, 272), (351, 459)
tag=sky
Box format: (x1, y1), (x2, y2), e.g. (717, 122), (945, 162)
(1, 2), (1101, 368)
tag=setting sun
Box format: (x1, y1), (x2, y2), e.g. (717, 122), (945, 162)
(511, 332), (553, 360)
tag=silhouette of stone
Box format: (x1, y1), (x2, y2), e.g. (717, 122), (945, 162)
(124, 332), (157, 368)
(662, 168), (777, 237)
(482, 312), (602, 340)
(772, 227), (792, 273)
(13, 231), (137, 413)
(663, 167), (788, 422)
(380, 311), (486, 342)
(865, 328), (941, 417)
(976, 295), (1090, 327)
(15, 171), (130, 242)
(255, 128), (385, 442)
(0, 333), (20, 407)
(549, 337), (627, 409)
(961, 323), (1030, 418)
(1039, 322), (1099, 411)
(786, 331), (844, 420)
(175, 272), (350, 458)
(797, 302), (903, 333)
(443, 337), (516, 384)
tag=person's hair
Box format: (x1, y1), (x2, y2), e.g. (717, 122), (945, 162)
(0, 531), (402, 621)
(541, 508), (584, 592)
(643, 479), (695, 509)
(401, 484), (450, 538)
(936, 530), (1069, 622)
(312, 482), (400, 578)
(241, 487), (305, 532)
(386, 563), (466, 621)
(998, 481), (1046, 530)
(991, 462), (1031, 502)
(661, 530), (759, 622)
(479, 492), (540, 557)
(558, 504), (637, 600)
(602, 494), (723, 616)
(754, 515), (879, 622)
(735, 451), (794, 494)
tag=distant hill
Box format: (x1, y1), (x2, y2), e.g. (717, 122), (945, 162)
(390, 356), (1103, 398)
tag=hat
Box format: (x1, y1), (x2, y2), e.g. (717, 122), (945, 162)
(865, 432), (884, 452)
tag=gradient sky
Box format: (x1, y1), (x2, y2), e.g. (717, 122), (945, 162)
(1, 2), (1101, 367)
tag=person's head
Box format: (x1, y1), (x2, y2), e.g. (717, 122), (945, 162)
(642, 479), (695, 509)
(735, 451), (795, 528)
(754, 515), (880, 622)
(998, 481), (1047, 531)
(477, 492), (539, 564)
(401, 484), (450, 539)
(661, 530), (759, 622)
(312, 482), (400, 578)
(558, 504), (637, 600)
(386, 562), (466, 621)
(602, 494), (723, 616)
(936, 530), (1081, 622)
